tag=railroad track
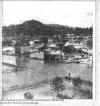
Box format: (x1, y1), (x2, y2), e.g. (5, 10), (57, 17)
(2, 51), (39, 56)
(2, 62), (24, 68)
(3, 78), (51, 96)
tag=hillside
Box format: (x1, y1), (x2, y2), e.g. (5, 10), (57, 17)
(2, 19), (93, 39)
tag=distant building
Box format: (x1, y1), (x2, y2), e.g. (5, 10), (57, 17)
(20, 46), (31, 54)
(65, 42), (70, 47)
(44, 49), (64, 62)
(15, 39), (31, 55)
(49, 44), (57, 48)
(48, 37), (53, 44)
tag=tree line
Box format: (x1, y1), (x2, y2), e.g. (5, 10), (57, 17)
(2, 19), (93, 39)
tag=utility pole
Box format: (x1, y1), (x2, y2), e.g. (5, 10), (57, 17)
(15, 40), (21, 56)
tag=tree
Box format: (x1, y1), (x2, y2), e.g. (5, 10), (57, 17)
(50, 77), (65, 96)
(72, 77), (82, 87)
(24, 92), (33, 100)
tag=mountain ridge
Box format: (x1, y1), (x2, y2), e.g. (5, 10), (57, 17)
(2, 19), (93, 38)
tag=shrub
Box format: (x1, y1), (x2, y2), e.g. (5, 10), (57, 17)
(24, 92), (33, 100)
(50, 77), (65, 95)
(72, 77), (82, 87)
(79, 89), (92, 99)
(57, 94), (71, 99)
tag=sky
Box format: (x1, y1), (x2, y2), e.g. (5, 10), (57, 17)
(3, 1), (94, 27)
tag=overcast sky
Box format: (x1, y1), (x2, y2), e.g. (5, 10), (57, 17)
(3, 1), (94, 27)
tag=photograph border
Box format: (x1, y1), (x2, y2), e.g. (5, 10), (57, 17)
(0, 0), (99, 106)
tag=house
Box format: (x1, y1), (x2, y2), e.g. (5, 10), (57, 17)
(15, 40), (31, 54)
(48, 38), (53, 44)
(44, 50), (64, 62)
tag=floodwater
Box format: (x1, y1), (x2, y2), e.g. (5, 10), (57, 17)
(2, 47), (93, 93)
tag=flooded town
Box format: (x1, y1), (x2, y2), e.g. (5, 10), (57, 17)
(2, 21), (93, 100)
(2, 1), (94, 100)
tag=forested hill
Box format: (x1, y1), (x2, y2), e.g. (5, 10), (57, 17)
(2, 19), (93, 38)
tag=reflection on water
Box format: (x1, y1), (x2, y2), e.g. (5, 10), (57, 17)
(2, 51), (92, 92)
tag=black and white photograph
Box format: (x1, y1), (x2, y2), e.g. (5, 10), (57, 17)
(2, 1), (94, 100)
